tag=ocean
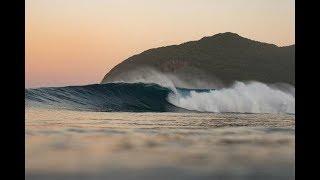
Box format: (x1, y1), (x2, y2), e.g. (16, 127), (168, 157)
(25, 82), (295, 180)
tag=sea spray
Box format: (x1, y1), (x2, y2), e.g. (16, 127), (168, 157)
(101, 66), (224, 90)
(105, 67), (178, 93)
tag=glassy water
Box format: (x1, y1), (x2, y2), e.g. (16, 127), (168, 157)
(26, 108), (294, 180)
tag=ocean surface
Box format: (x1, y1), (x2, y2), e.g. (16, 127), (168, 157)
(25, 82), (295, 180)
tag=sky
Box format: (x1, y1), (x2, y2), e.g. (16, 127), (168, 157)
(26, 0), (295, 88)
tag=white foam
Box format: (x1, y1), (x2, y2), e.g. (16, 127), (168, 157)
(168, 81), (295, 114)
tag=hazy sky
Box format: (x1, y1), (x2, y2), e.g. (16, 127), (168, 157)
(26, 0), (295, 88)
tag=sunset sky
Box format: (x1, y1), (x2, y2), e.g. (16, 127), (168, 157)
(26, 0), (295, 88)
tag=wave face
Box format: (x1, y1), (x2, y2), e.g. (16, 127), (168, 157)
(25, 83), (183, 112)
(26, 82), (295, 113)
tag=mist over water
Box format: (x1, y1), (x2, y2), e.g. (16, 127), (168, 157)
(104, 67), (224, 91)
(107, 68), (178, 93)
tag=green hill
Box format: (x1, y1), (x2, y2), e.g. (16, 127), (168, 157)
(101, 32), (294, 88)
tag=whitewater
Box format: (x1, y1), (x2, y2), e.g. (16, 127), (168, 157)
(169, 81), (294, 114)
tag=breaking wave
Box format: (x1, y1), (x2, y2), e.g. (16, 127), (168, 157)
(25, 82), (294, 114)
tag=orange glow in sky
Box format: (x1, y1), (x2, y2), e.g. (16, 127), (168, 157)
(26, 0), (295, 88)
